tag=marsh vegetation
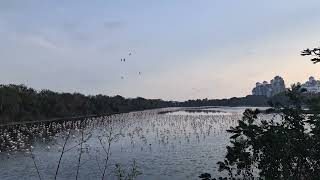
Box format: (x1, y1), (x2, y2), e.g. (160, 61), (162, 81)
(0, 107), (259, 180)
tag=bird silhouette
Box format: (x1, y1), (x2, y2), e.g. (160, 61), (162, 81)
(118, 50), (136, 80)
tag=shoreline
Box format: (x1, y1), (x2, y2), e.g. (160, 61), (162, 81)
(0, 113), (120, 127)
(0, 106), (275, 127)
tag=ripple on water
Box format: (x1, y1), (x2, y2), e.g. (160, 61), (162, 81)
(0, 107), (270, 180)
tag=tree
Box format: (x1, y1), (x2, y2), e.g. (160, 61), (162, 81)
(216, 48), (320, 179)
(217, 85), (319, 179)
(301, 47), (320, 63)
(0, 84), (177, 123)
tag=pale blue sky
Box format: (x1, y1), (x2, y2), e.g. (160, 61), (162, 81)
(1, 0), (320, 100)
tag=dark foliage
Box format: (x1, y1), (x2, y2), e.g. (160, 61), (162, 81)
(182, 95), (269, 107)
(0, 84), (271, 124)
(217, 85), (320, 179)
(0, 84), (174, 123)
(301, 47), (320, 63)
(199, 173), (212, 180)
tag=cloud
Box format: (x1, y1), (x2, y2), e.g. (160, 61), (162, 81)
(103, 21), (125, 30)
(24, 35), (60, 51)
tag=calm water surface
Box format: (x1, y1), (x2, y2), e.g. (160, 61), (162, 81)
(0, 107), (269, 180)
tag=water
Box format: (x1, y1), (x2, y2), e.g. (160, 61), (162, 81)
(0, 107), (267, 180)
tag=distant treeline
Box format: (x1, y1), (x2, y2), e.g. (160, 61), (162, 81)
(0, 84), (270, 123)
(0, 84), (175, 123)
(181, 95), (269, 107)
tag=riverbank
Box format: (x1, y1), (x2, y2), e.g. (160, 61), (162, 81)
(0, 84), (272, 126)
(0, 114), (114, 127)
(0, 106), (274, 127)
(0, 106), (242, 179)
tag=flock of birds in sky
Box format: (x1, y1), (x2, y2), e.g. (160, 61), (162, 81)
(119, 51), (204, 97)
(120, 51), (142, 80)
(119, 51), (203, 97)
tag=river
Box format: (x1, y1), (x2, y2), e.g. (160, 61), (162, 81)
(0, 107), (268, 180)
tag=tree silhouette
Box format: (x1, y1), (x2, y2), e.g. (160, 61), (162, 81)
(215, 48), (320, 179)
(217, 85), (320, 179)
(0, 84), (174, 123)
(301, 47), (320, 63)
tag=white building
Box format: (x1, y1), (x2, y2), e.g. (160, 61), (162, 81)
(252, 76), (286, 98)
(301, 76), (320, 93)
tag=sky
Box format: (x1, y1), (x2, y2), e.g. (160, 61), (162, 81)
(1, 0), (320, 101)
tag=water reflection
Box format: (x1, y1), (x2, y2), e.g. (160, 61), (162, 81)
(165, 109), (232, 116)
(0, 107), (266, 180)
